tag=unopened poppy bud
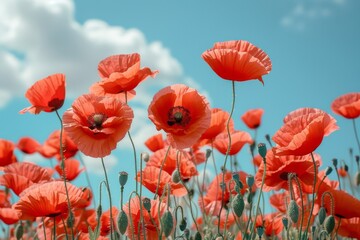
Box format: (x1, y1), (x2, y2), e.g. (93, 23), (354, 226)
(119, 171), (128, 187)
(206, 149), (212, 159)
(325, 166), (333, 177)
(288, 200), (299, 223)
(246, 175), (254, 188)
(356, 155), (360, 164)
(232, 172), (240, 182)
(282, 217), (289, 230)
(194, 231), (202, 240)
(172, 170), (181, 183)
(265, 134), (271, 142)
(324, 215), (335, 234)
(257, 226), (264, 237)
(355, 172), (360, 186)
(184, 228), (190, 239)
(161, 211), (174, 237)
(67, 210), (75, 228)
(318, 207), (326, 225)
(97, 204), (102, 218)
(142, 198), (151, 212)
(15, 223), (23, 240)
(117, 210), (128, 235)
(344, 163), (349, 172)
(247, 191), (253, 204)
(257, 143), (267, 159)
(141, 152), (150, 162)
(332, 158), (338, 168)
(232, 194), (245, 217)
(179, 217), (187, 231)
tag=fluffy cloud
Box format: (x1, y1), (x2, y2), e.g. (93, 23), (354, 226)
(281, 0), (348, 31)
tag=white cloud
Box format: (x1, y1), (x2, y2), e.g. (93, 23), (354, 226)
(81, 154), (118, 175)
(281, 1), (347, 31)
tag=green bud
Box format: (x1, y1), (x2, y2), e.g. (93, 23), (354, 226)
(184, 228), (190, 239)
(288, 200), (299, 223)
(332, 158), (338, 168)
(206, 149), (212, 159)
(318, 207), (326, 225)
(282, 217), (289, 230)
(257, 226), (264, 237)
(355, 171), (360, 186)
(171, 170), (181, 183)
(325, 166), (333, 176)
(246, 175), (254, 188)
(231, 194), (245, 217)
(119, 171), (128, 187)
(67, 210), (75, 228)
(142, 198), (151, 212)
(247, 191), (253, 204)
(257, 143), (267, 159)
(344, 163), (349, 172)
(179, 217), (187, 231)
(97, 204), (102, 219)
(324, 215), (335, 234)
(15, 223), (23, 240)
(161, 211), (174, 237)
(194, 231), (202, 240)
(117, 210), (128, 235)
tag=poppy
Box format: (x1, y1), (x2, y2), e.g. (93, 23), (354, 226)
(272, 108), (338, 156)
(148, 84), (211, 149)
(144, 133), (167, 152)
(331, 92), (360, 119)
(338, 166), (347, 178)
(63, 94), (134, 158)
(13, 181), (83, 220)
(255, 150), (321, 192)
(213, 130), (253, 155)
(0, 189), (11, 208)
(123, 197), (168, 239)
(338, 217), (360, 239)
(54, 158), (84, 181)
(199, 108), (234, 142)
(90, 53), (158, 100)
(0, 208), (19, 225)
(39, 130), (78, 160)
(0, 162), (52, 195)
(241, 108), (264, 129)
(100, 206), (119, 236)
(19, 73), (66, 114)
(0, 139), (17, 167)
(202, 40), (272, 84)
(17, 137), (41, 154)
(137, 166), (187, 197)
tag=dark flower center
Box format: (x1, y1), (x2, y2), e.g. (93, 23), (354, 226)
(279, 172), (293, 181)
(88, 113), (107, 130)
(167, 106), (191, 127)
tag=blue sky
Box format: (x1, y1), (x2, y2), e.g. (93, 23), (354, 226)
(1, 0), (360, 208)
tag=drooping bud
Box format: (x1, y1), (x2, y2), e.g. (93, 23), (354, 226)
(206, 149), (212, 159)
(232, 172), (243, 189)
(194, 231), (202, 240)
(257, 143), (267, 159)
(325, 166), (333, 177)
(184, 228), (190, 239)
(332, 158), (338, 168)
(287, 200), (299, 223)
(119, 171), (128, 187)
(265, 134), (271, 143)
(172, 170), (181, 183)
(161, 211), (174, 237)
(246, 175), (254, 188)
(282, 217), (289, 230)
(344, 163), (349, 172)
(117, 210), (128, 235)
(355, 172), (360, 186)
(324, 215), (335, 234)
(356, 155), (360, 164)
(15, 223), (23, 240)
(318, 207), (326, 225)
(179, 217), (187, 231)
(232, 194), (245, 217)
(141, 152), (150, 162)
(142, 198), (151, 212)
(257, 226), (264, 238)
(247, 191), (253, 204)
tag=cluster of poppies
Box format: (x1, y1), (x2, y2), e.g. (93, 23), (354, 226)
(1, 40), (360, 239)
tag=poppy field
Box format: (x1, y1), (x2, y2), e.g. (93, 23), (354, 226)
(1, 40), (360, 240)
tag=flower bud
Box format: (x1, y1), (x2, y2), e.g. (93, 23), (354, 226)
(257, 143), (267, 159)
(246, 175), (254, 188)
(232, 194), (245, 217)
(97, 204), (102, 218)
(179, 217), (187, 231)
(161, 211), (174, 237)
(288, 200), (299, 223)
(172, 170), (181, 183)
(324, 215), (335, 234)
(282, 217), (289, 230)
(119, 171), (128, 187)
(142, 198), (151, 212)
(184, 228), (190, 239)
(141, 152), (150, 162)
(15, 223), (23, 240)
(332, 158), (338, 168)
(257, 226), (264, 237)
(318, 207), (326, 225)
(194, 231), (202, 240)
(356, 155), (360, 164)
(355, 171), (360, 186)
(325, 166), (333, 177)
(206, 149), (212, 159)
(247, 191), (253, 204)
(117, 210), (128, 235)
(344, 163), (349, 172)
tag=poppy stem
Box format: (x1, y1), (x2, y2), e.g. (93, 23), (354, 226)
(128, 192), (146, 240)
(42, 217), (47, 240)
(100, 157), (114, 240)
(53, 217), (56, 240)
(304, 152), (318, 240)
(55, 110), (74, 240)
(154, 145), (171, 199)
(217, 80), (236, 236)
(127, 130), (138, 193)
(352, 119), (360, 154)
(77, 153), (97, 208)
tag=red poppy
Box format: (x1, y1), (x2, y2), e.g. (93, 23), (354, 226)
(338, 217), (360, 239)
(55, 158), (84, 181)
(63, 94), (134, 158)
(0, 189), (11, 208)
(144, 133), (167, 152)
(255, 150), (321, 192)
(272, 108), (338, 156)
(100, 206), (119, 236)
(124, 197), (168, 239)
(0, 162), (52, 195)
(0, 139), (17, 167)
(137, 166), (187, 197)
(252, 154), (262, 168)
(0, 208), (19, 225)
(202, 40), (272, 84)
(241, 108), (264, 129)
(90, 53), (158, 101)
(338, 166), (347, 178)
(13, 181), (83, 220)
(331, 92), (360, 119)
(39, 130), (78, 160)
(213, 130), (253, 155)
(199, 108), (234, 142)
(17, 137), (41, 154)
(148, 84), (211, 149)
(19, 73), (66, 114)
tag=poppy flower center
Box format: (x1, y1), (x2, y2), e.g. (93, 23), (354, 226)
(88, 113), (107, 130)
(279, 172), (293, 181)
(167, 106), (191, 127)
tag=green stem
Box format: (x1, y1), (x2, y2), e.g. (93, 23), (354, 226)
(42, 217), (47, 240)
(217, 80), (236, 236)
(154, 145), (171, 198)
(127, 131), (138, 193)
(101, 157), (114, 240)
(53, 217), (56, 240)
